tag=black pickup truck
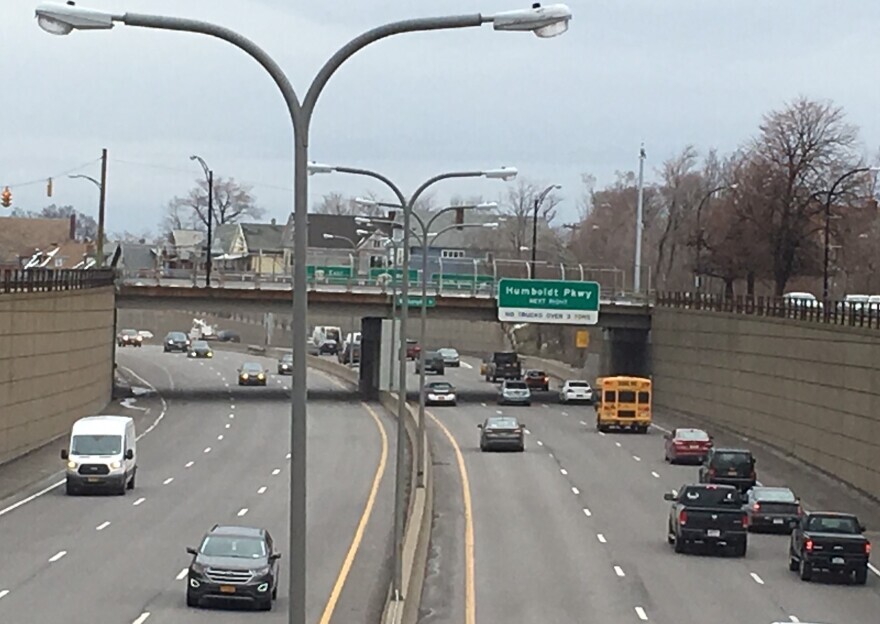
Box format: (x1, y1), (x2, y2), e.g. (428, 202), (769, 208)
(665, 484), (749, 556)
(485, 351), (522, 382)
(788, 512), (871, 584)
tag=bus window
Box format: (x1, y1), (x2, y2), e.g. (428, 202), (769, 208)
(638, 391), (650, 403)
(618, 390), (636, 403)
(604, 390), (616, 402)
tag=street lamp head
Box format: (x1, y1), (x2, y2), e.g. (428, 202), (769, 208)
(355, 228), (370, 236)
(307, 162), (335, 175)
(354, 216), (373, 224)
(476, 201), (499, 210)
(354, 197), (378, 207)
(322, 233), (335, 240)
(35, 2), (116, 35)
(490, 3), (572, 38)
(870, 166), (880, 173)
(482, 167), (518, 181)
(483, 222), (500, 229)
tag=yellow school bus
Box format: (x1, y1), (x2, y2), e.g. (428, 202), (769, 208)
(594, 376), (652, 433)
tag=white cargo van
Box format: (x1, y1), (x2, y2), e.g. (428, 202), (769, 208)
(61, 415), (137, 495)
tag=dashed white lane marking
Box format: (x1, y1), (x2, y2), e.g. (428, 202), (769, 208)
(750, 572), (765, 585)
(237, 508), (249, 517)
(133, 497), (146, 506)
(480, 402), (487, 407)
(651, 471), (661, 479)
(598, 430), (605, 436)
(0, 590), (8, 599)
(96, 521), (111, 531)
(615, 441), (622, 447)
(596, 534), (607, 543)
(258, 486), (268, 494)
(548, 452), (554, 458)
(204, 447), (212, 453)
(789, 616), (800, 623)
(560, 469), (568, 475)
(217, 435), (224, 441)
(230, 404), (236, 410)
(176, 568), (188, 581)
(185, 461), (194, 468)
(542, 404), (549, 409)
(224, 383), (230, 387)
(286, 453), (291, 460)
(633, 455), (641, 462)
(461, 362), (473, 369)
(571, 487), (580, 495)
(163, 477), (174, 485)
(229, 414), (235, 419)
(132, 612), (151, 624)
(272, 468), (281, 476)
(614, 565), (625, 577)
(536, 441), (544, 446)
(49, 550), (67, 562)
(635, 606), (648, 621)
(583, 508), (592, 517)
(225, 423), (231, 429)
(561, 411), (568, 416)
(651, 423), (672, 434)
(496, 410), (503, 415)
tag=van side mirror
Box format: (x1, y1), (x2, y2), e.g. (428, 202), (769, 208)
(477, 424), (483, 429)
(859, 523), (866, 532)
(270, 553), (282, 561)
(60, 449), (69, 460)
(186, 547), (197, 556)
(663, 492), (675, 501)
(125, 449), (134, 460)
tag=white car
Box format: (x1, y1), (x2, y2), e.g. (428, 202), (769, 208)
(559, 380), (594, 404)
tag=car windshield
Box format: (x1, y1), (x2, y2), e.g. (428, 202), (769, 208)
(71, 434), (122, 456)
(567, 381), (590, 387)
(168, 332), (186, 340)
(505, 381), (528, 389)
(426, 351), (440, 358)
(754, 488), (796, 503)
(806, 515), (860, 534)
(487, 417), (519, 429)
(494, 353), (517, 362)
(200, 535), (267, 559)
(676, 429), (709, 441)
(429, 383), (453, 391)
(192, 341), (209, 349)
(713, 451), (752, 468)
(679, 486), (741, 506)
(121, 329), (137, 336)
(242, 363), (263, 373)
(439, 349), (457, 356)
(281, 354), (293, 362)
(528, 370), (545, 377)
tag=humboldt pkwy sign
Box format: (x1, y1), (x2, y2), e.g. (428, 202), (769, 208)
(496, 278), (600, 325)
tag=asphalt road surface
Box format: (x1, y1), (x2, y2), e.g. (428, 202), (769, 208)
(0, 345), (394, 624)
(412, 356), (880, 624)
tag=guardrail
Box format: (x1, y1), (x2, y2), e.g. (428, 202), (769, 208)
(657, 291), (880, 329)
(1, 268), (115, 294)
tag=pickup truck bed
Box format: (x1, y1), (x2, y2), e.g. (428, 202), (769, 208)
(666, 485), (748, 556)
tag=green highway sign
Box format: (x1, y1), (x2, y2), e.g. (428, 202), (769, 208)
(395, 295), (436, 308)
(307, 265), (352, 279)
(497, 278), (600, 325)
(370, 267), (419, 282)
(433, 273), (494, 288)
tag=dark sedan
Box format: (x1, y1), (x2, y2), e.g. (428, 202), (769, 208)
(277, 353), (293, 375)
(188, 340), (214, 359)
(117, 329), (143, 347)
(238, 362), (267, 386)
(423, 381), (457, 406)
(745, 486), (802, 532)
(164, 331), (190, 352)
(479, 416), (525, 452)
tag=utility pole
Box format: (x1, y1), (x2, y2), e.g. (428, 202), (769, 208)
(206, 169), (213, 287)
(633, 144), (645, 293)
(98, 148), (108, 267)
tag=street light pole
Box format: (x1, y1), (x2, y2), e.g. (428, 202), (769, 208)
(190, 155), (214, 287)
(530, 183), (560, 278)
(823, 167), (880, 303)
(634, 143), (645, 293)
(68, 151), (107, 266)
(35, 3), (572, 619)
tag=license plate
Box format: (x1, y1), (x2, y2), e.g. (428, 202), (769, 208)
(87, 477), (101, 483)
(707, 529), (721, 537)
(728, 469), (737, 474)
(220, 585), (236, 593)
(832, 557), (845, 565)
(773, 518), (784, 525)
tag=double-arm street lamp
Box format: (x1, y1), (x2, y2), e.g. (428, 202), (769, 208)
(822, 166), (880, 302)
(35, 2), (571, 619)
(189, 155), (214, 287)
(530, 183), (561, 277)
(693, 183), (737, 292)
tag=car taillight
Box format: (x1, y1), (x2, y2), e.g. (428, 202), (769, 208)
(749, 470), (756, 479)
(797, 504), (803, 516)
(866, 542), (872, 555)
(805, 538), (814, 552)
(742, 513), (749, 528)
(752, 502), (760, 512)
(679, 510), (687, 525)
(708, 467), (716, 477)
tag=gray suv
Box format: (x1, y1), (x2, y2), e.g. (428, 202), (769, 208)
(186, 525), (281, 611)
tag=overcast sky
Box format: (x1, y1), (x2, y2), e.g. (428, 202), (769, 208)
(2, 0), (879, 236)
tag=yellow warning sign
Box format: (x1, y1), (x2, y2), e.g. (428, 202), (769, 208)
(576, 330), (589, 349)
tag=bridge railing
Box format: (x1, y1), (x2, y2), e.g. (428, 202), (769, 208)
(656, 291), (880, 329)
(1, 268), (116, 294)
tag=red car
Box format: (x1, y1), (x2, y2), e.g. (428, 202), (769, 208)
(524, 369), (550, 391)
(664, 428), (713, 464)
(406, 339), (421, 361)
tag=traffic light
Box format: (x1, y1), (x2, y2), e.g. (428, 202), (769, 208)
(1, 186), (11, 208)
(47, 178), (53, 197)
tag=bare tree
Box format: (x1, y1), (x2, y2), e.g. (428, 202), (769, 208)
(498, 178), (562, 258)
(165, 176), (264, 234)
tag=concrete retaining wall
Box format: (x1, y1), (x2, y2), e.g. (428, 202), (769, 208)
(651, 307), (880, 501)
(0, 287), (115, 466)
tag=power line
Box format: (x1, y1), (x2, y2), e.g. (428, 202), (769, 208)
(0, 158), (101, 189)
(112, 157), (294, 193)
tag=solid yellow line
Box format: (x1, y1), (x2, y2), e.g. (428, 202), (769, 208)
(427, 409), (476, 624)
(317, 399), (389, 624)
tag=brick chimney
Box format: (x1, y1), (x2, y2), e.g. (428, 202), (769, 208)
(69, 214), (76, 241)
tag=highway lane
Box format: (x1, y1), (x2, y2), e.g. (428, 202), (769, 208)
(0, 345), (394, 624)
(417, 356), (880, 624)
